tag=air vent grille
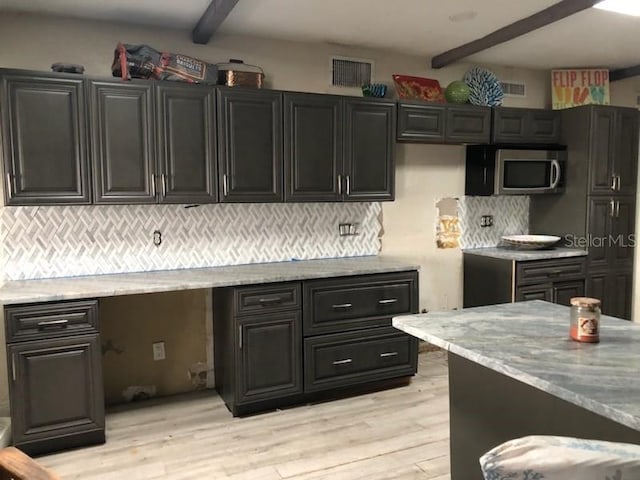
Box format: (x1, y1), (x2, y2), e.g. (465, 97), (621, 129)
(500, 81), (526, 97)
(331, 57), (373, 87)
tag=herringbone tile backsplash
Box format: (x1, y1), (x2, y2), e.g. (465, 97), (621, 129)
(458, 196), (529, 249)
(0, 203), (381, 280)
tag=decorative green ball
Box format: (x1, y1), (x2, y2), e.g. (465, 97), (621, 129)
(445, 80), (470, 104)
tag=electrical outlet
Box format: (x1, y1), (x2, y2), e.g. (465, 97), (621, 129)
(338, 223), (359, 236)
(480, 215), (494, 227)
(152, 341), (166, 361)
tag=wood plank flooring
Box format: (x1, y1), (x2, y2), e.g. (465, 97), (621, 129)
(39, 351), (450, 479)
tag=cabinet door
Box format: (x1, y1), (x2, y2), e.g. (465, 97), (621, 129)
(284, 93), (342, 202)
(218, 88), (283, 202)
(1, 73), (90, 205)
(587, 270), (633, 320)
(553, 280), (585, 306)
(613, 108), (639, 195)
(589, 107), (616, 194)
(465, 145), (495, 196)
(529, 110), (561, 144)
(586, 271), (607, 307)
(491, 107), (527, 143)
(8, 334), (104, 455)
(587, 196), (613, 269)
(90, 81), (156, 204)
(344, 98), (395, 201)
(156, 83), (217, 204)
(515, 284), (553, 302)
(609, 270), (633, 320)
(236, 311), (302, 404)
(396, 103), (445, 142)
(445, 106), (491, 144)
(610, 195), (635, 267)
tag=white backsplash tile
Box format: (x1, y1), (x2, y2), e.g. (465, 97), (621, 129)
(458, 196), (529, 249)
(0, 203), (381, 280)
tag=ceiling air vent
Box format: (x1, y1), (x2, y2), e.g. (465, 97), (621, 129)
(331, 57), (373, 87)
(500, 81), (526, 97)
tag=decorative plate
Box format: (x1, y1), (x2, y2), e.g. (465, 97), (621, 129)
(501, 235), (561, 250)
(463, 67), (504, 106)
(392, 74), (445, 102)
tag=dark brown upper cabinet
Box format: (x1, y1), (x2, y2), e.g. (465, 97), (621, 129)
(285, 94), (395, 202)
(90, 80), (156, 204)
(0, 71), (91, 205)
(284, 93), (342, 202)
(397, 101), (490, 144)
(492, 107), (561, 144)
(217, 88), (283, 203)
(156, 83), (217, 204)
(344, 98), (396, 201)
(589, 106), (639, 196)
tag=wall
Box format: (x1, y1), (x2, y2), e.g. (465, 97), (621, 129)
(0, 12), (553, 412)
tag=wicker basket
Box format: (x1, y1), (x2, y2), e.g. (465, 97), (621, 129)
(217, 59), (264, 88)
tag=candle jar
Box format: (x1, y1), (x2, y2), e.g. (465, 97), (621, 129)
(570, 297), (601, 343)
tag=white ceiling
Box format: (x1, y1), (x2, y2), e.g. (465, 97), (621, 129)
(2, 0), (639, 70)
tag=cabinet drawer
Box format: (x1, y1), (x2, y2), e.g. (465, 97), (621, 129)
(516, 257), (586, 286)
(235, 283), (300, 315)
(303, 271), (418, 336)
(304, 327), (418, 392)
(6, 300), (99, 343)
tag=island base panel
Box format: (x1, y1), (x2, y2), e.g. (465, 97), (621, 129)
(448, 352), (640, 480)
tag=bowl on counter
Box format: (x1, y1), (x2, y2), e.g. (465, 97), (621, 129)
(501, 234), (561, 250)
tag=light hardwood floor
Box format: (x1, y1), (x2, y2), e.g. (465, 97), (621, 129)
(39, 350), (450, 480)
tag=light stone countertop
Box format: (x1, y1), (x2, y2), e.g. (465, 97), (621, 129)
(463, 246), (588, 261)
(393, 300), (640, 432)
(0, 256), (419, 306)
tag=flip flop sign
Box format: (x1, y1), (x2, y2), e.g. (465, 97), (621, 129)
(552, 68), (610, 110)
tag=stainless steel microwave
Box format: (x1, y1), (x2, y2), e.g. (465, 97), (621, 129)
(465, 146), (566, 196)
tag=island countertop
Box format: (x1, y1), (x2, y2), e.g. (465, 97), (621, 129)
(0, 256), (419, 305)
(393, 300), (640, 432)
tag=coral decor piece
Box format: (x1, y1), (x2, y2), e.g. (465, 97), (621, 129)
(463, 67), (504, 106)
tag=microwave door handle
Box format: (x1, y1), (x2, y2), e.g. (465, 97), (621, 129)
(550, 160), (561, 189)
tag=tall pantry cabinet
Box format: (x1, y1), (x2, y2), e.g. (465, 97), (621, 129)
(530, 105), (639, 320)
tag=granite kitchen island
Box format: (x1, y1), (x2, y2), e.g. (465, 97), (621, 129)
(393, 300), (640, 480)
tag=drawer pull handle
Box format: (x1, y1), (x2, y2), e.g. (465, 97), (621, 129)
(37, 319), (69, 330)
(378, 298), (398, 305)
(332, 303), (353, 309)
(258, 296), (283, 305)
(332, 358), (353, 366)
(380, 351), (398, 358)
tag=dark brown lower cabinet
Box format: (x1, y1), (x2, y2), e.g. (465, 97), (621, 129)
(464, 254), (587, 308)
(8, 334), (105, 455)
(515, 280), (585, 306)
(587, 269), (633, 320)
(214, 271), (419, 416)
(236, 311), (302, 405)
(304, 327), (417, 393)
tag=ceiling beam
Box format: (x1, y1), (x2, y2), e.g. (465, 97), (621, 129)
(610, 65), (640, 82)
(431, 0), (602, 69)
(192, 0), (240, 45)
